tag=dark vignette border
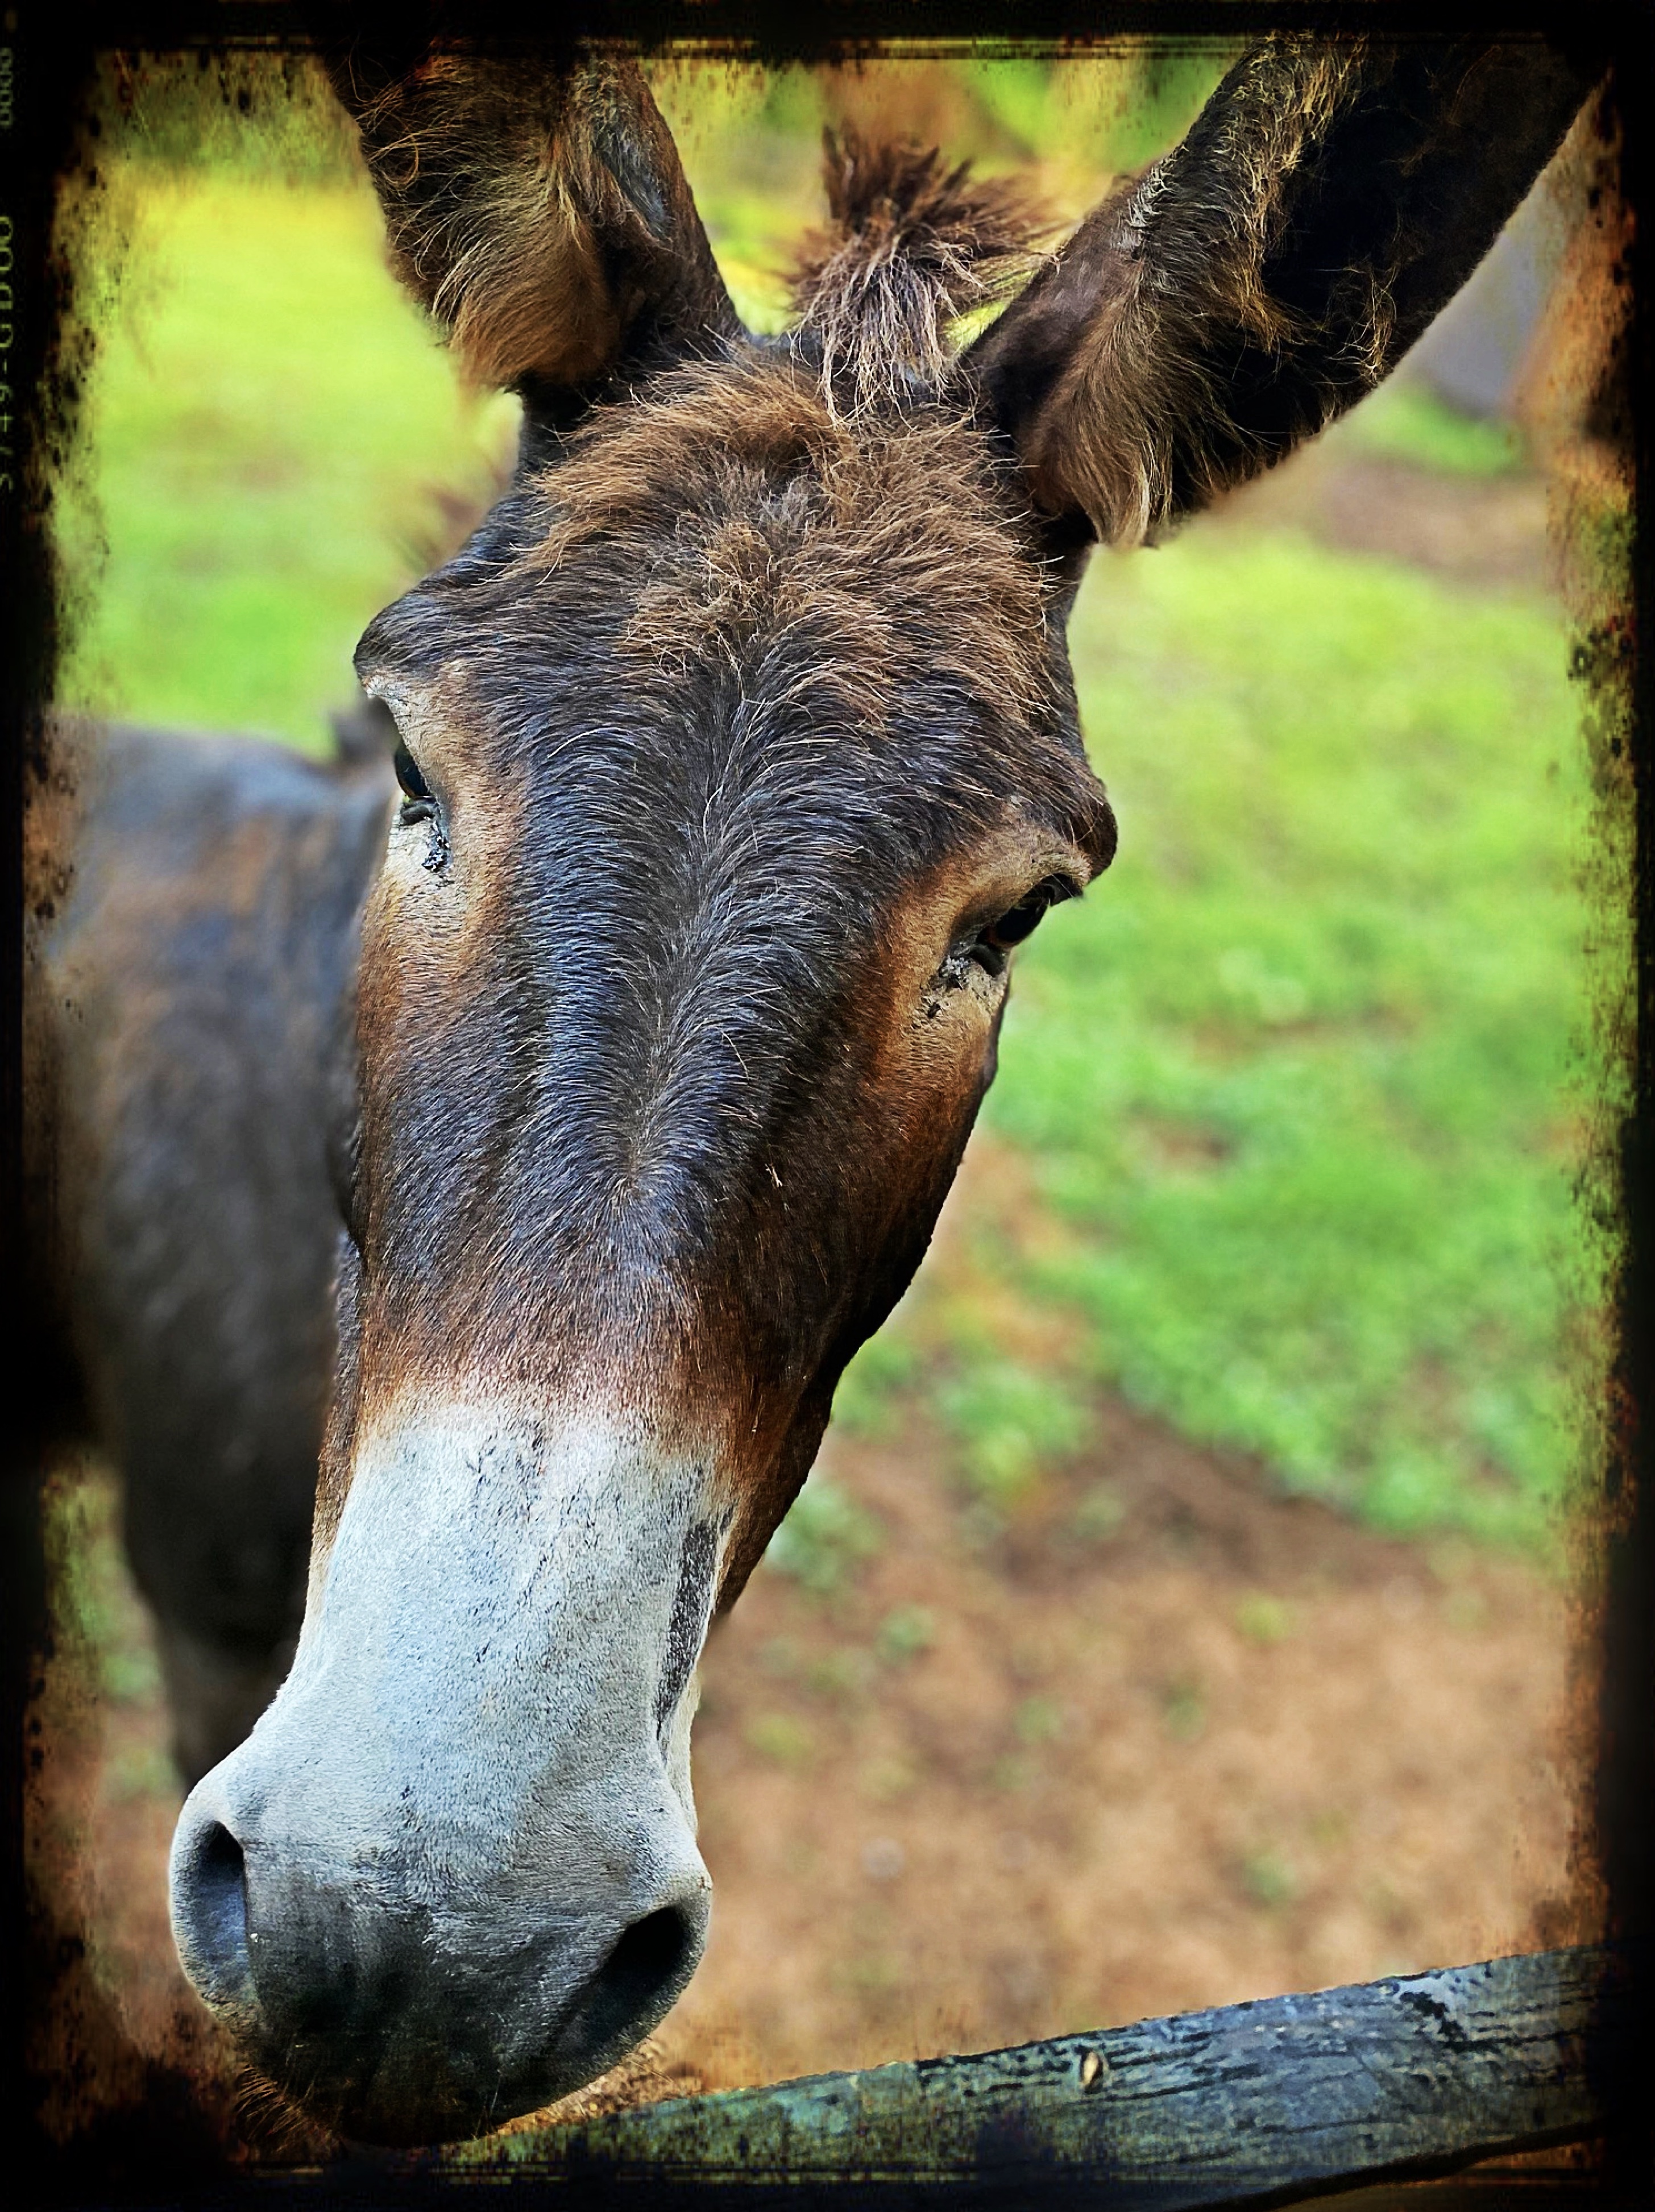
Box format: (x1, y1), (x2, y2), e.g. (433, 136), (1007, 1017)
(1, 2), (1647, 2205)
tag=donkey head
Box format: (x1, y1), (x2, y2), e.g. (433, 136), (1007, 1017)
(169, 36), (1595, 2143)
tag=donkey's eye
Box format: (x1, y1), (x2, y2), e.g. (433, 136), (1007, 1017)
(969, 876), (1076, 978)
(393, 740), (434, 816)
(387, 738), (440, 840)
(390, 737), (447, 870)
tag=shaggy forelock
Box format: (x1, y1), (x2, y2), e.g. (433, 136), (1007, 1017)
(367, 351), (1089, 775)
(787, 131), (1050, 409)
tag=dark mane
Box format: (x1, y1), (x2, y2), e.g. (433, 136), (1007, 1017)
(787, 131), (1048, 406)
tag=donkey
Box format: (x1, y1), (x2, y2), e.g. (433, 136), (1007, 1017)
(26, 33), (1598, 2145)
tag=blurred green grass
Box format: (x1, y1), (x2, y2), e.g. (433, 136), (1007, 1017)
(844, 528), (1602, 1552)
(57, 56), (1613, 1568)
(59, 171), (520, 748)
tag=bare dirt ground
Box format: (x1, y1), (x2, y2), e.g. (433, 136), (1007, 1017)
(670, 1405), (1590, 2088)
(27, 441), (1600, 2153)
(1206, 431), (1559, 596)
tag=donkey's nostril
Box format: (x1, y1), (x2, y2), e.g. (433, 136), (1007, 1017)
(170, 1813), (255, 2016)
(611, 1904), (695, 1997)
(568, 1903), (701, 2064)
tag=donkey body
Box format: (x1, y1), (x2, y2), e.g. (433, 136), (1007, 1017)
(26, 712), (393, 1782)
(27, 35), (1598, 2145)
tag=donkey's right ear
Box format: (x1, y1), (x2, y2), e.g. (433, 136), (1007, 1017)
(967, 34), (1603, 548)
(326, 43), (740, 398)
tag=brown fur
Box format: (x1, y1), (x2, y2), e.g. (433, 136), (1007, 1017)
(332, 49), (739, 391)
(1018, 43), (1359, 544)
(520, 352), (1055, 734)
(969, 34), (1600, 545)
(333, 347), (1105, 1431)
(788, 132), (1047, 407)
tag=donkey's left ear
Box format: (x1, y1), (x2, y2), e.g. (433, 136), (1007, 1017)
(968, 35), (1605, 547)
(326, 43), (740, 397)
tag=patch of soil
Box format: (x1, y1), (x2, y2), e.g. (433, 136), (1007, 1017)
(25, 1567), (242, 2158)
(1204, 439), (1556, 594)
(659, 1402), (1592, 2092)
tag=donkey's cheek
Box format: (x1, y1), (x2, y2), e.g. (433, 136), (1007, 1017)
(892, 986), (1005, 1139)
(368, 840), (490, 969)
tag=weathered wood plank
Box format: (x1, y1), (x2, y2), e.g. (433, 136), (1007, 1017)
(408, 1945), (1632, 2207)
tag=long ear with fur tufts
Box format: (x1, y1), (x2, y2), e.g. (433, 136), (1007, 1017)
(325, 41), (740, 400)
(967, 35), (1605, 547)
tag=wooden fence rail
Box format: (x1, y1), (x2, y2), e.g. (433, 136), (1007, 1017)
(329, 1943), (1636, 2207)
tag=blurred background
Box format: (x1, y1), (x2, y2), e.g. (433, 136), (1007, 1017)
(37, 43), (1621, 2134)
